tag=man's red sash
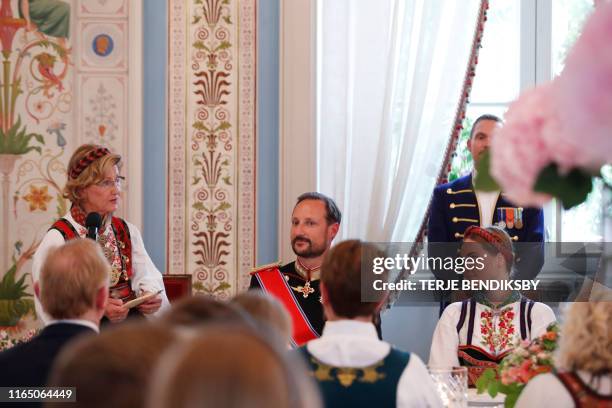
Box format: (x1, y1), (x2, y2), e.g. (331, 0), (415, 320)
(254, 266), (319, 347)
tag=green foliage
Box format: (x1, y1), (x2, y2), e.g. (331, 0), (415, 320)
(0, 116), (45, 155)
(192, 281), (204, 292)
(217, 41), (232, 51)
(218, 121), (231, 130)
(193, 121), (207, 131)
(534, 164), (593, 210)
(193, 40), (207, 51)
(475, 368), (525, 408)
(192, 281), (231, 295)
(37, 39), (68, 60)
(0, 265), (32, 300)
(474, 150), (500, 191)
(215, 202), (231, 212)
(214, 282), (231, 292)
(476, 368), (496, 394)
(448, 118), (474, 182)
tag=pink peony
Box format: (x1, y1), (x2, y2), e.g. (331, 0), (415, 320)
(490, 84), (558, 206)
(555, 1), (612, 169)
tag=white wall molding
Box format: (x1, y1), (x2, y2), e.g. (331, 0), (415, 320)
(127, 0), (143, 230)
(278, 0), (318, 262)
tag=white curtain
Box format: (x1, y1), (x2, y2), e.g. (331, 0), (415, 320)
(318, 0), (482, 242)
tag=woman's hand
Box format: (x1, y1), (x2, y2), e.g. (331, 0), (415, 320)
(137, 293), (162, 315)
(105, 298), (128, 322)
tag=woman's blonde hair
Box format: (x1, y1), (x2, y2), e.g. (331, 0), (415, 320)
(555, 302), (612, 375)
(148, 325), (321, 408)
(63, 144), (121, 205)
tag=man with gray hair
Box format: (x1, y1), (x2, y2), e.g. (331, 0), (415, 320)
(0, 238), (109, 387)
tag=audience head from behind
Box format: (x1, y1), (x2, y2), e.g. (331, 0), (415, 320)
(467, 113), (502, 167)
(160, 294), (251, 329)
(320, 239), (387, 321)
(48, 322), (178, 408)
(233, 290), (293, 345)
(0, 239), (109, 389)
(37, 238), (109, 324)
(148, 324), (321, 408)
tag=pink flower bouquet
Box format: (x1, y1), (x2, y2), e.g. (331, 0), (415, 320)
(476, 323), (559, 408)
(475, 2), (612, 209)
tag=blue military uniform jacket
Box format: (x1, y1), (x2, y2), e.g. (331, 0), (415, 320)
(428, 174), (544, 280)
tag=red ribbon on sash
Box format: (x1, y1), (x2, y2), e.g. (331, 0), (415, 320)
(254, 266), (319, 347)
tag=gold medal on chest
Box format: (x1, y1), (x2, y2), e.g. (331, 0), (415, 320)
(292, 281), (315, 298)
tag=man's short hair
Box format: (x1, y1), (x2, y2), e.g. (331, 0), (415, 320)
(295, 192), (342, 225)
(470, 114), (502, 139)
(321, 240), (386, 319)
(40, 238), (109, 319)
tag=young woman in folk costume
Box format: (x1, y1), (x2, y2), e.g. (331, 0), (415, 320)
(32, 144), (169, 324)
(428, 225), (556, 386)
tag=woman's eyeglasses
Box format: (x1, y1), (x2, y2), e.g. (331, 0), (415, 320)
(95, 176), (125, 189)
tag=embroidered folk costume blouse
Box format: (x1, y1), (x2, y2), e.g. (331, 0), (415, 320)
(429, 292), (556, 386)
(32, 208), (169, 324)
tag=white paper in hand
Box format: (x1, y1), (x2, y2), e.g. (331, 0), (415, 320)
(123, 290), (163, 309)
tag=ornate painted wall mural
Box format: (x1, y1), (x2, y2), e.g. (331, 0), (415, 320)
(0, 0), (141, 343)
(168, 0), (257, 298)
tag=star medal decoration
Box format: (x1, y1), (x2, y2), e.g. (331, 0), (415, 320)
(515, 208), (523, 229)
(293, 280), (315, 298)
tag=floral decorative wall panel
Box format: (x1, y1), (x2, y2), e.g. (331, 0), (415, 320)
(0, 0), (142, 339)
(167, 0), (257, 298)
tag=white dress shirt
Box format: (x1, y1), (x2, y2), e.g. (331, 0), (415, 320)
(429, 300), (556, 369)
(516, 371), (612, 408)
(474, 190), (500, 227)
(472, 170), (500, 227)
(307, 320), (443, 408)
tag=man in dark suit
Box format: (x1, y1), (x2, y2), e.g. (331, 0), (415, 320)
(428, 114), (544, 289)
(0, 238), (109, 388)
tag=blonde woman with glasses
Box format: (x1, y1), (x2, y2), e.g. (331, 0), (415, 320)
(32, 144), (169, 325)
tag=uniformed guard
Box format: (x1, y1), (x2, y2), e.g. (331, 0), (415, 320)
(428, 114), (545, 283)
